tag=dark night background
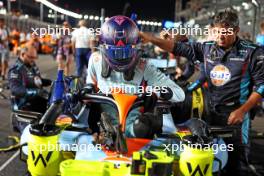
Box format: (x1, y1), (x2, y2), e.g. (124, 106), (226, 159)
(6, 0), (193, 25)
(56, 0), (176, 21)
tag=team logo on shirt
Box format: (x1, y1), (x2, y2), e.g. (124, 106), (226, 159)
(210, 64), (231, 86)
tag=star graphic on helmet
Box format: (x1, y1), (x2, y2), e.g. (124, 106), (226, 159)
(114, 16), (126, 25)
(116, 40), (125, 46)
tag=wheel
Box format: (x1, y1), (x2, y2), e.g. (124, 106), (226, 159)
(10, 112), (20, 133)
(10, 112), (29, 133)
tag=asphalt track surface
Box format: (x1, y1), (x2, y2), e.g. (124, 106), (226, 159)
(0, 55), (263, 176)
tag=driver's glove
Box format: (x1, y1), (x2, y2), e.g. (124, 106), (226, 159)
(143, 86), (173, 112)
(142, 92), (157, 113)
(160, 86), (173, 100)
(79, 84), (96, 97)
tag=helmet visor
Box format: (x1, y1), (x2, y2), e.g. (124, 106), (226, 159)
(102, 45), (138, 71)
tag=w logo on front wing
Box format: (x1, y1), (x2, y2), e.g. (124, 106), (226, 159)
(186, 162), (210, 176)
(31, 151), (53, 167)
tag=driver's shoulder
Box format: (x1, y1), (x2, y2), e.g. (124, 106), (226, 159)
(136, 58), (148, 71)
(239, 39), (258, 50)
(90, 51), (103, 64)
(9, 60), (24, 73)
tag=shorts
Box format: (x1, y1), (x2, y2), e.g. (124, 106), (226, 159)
(0, 50), (9, 63)
(57, 53), (73, 63)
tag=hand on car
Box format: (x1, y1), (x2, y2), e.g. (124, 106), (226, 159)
(34, 76), (42, 88)
(175, 67), (183, 80)
(228, 108), (245, 125)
